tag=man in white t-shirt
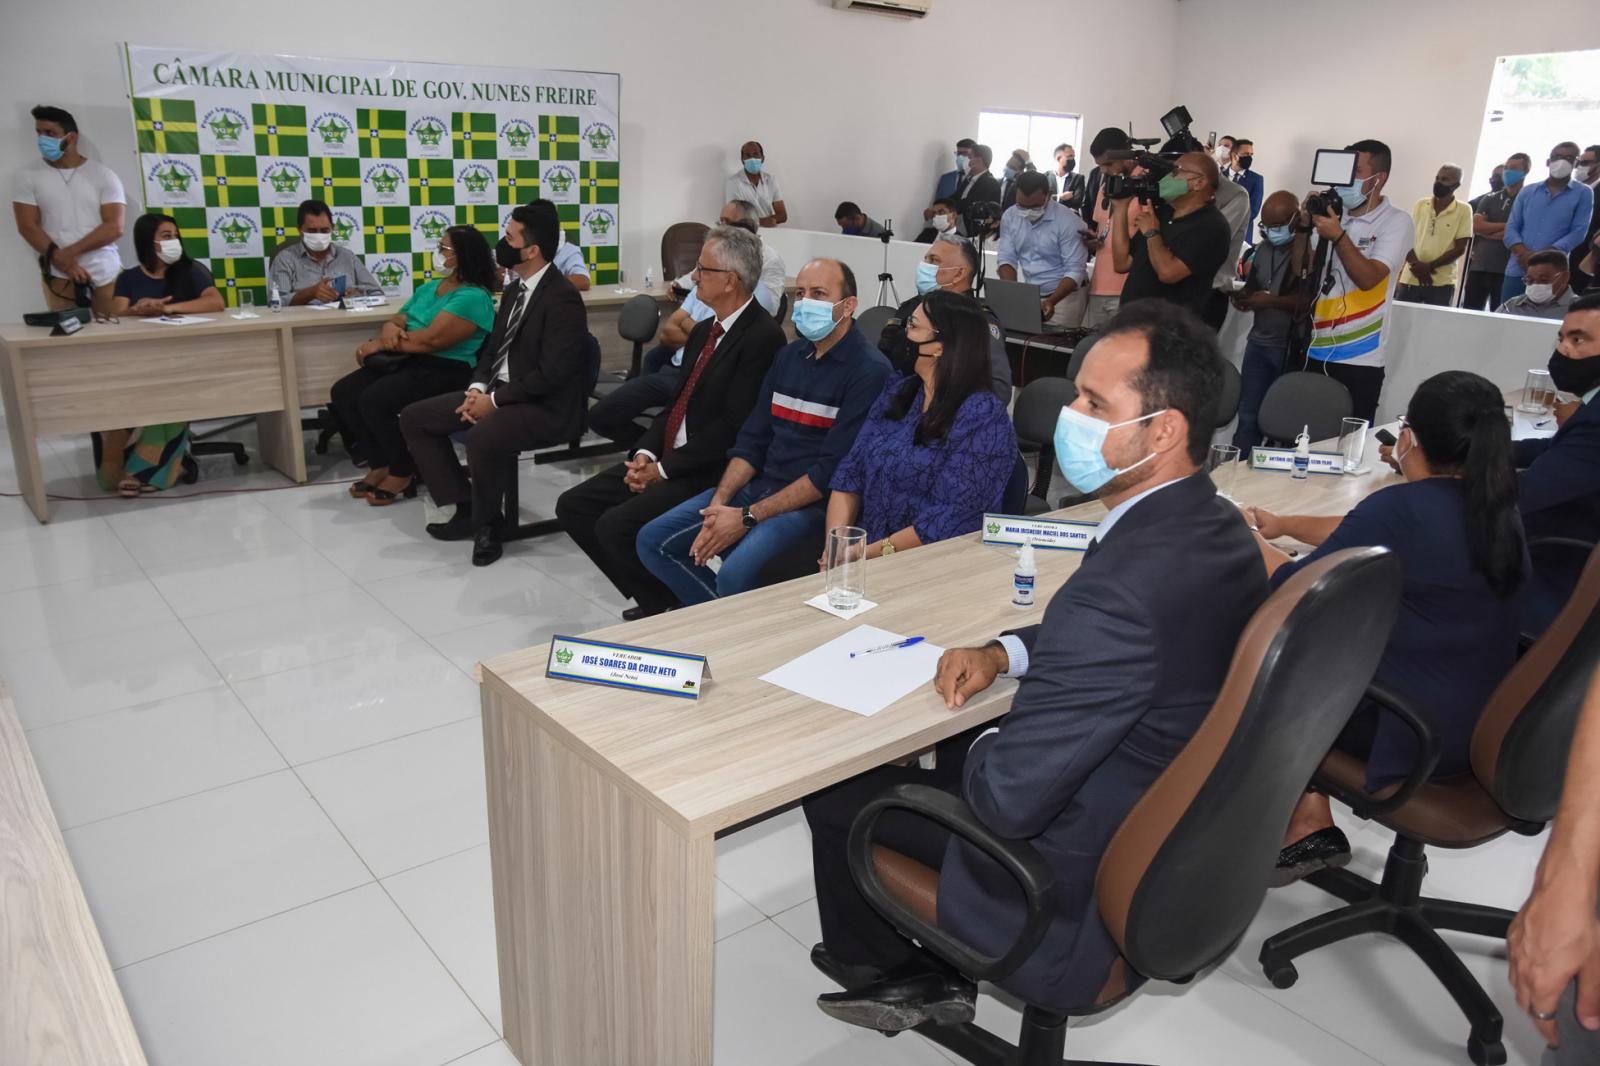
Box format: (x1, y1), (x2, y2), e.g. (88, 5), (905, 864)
(1301, 138), (1414, 424)
(724, 141), (787, 227)
(12, 105), (126, 317)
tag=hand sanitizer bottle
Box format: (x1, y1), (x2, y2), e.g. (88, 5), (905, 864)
(1292, 425), (1311, 480)
(1012, 541), (1036, 608)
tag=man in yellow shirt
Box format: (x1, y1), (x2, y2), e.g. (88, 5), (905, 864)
(1396, 163), (1472, 306)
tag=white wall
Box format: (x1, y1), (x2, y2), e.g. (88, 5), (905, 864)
(0, 0), (1180, 323)
(1173, 0), (1600, 209)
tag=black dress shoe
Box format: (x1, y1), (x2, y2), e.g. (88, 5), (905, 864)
(816, 966), (977, 1033)
(426, 510), (475, 542)
(1273, 826), (1352, 887)
(809, 943), (884, 991)
(621, 603), (675, 623)
(471, 526), (503, 567)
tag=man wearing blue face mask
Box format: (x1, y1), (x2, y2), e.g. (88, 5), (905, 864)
(997, 171), (1089, 327)
(1504, 141), (1592, 305)
(1231, 190), (1312, 450)
(725, 140), (787, 228)
(875, 233), (1011, 402)
(636, 258), (890, 604)
(12, 105), (126, 318)
(1463, 153), (1530, 311)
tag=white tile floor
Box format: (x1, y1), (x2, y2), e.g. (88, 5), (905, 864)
(2, 421), (1555, 1066)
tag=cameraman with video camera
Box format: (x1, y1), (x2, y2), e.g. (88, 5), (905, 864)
(1110, 149), (1233, 321)
(1298, 139), (1413, 424)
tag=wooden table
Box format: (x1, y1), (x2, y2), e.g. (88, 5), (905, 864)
(477, 448), (1404, 1066)
(0, 283), (671, 522)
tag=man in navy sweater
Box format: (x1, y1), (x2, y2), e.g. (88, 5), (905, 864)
(636, 258), (891, 604)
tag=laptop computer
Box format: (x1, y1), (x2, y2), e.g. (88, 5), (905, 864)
(983, 276), (1074, 335)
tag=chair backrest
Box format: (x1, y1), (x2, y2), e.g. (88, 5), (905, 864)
(581, 332), (602, 396)
(1212, 358), (1241, 429)
(1001, 453), (1029, 514)
(1012, 375), (1075, 447)
(1096, 547), (1402, 981)
(617, 293), (661, 344)
(660, 222), (709, 281)
(1257, 372), (1353, 446)
(1065, 329), (1104, 382)
(1470, 543), (1600, 822)
(854, 305), (896, 348)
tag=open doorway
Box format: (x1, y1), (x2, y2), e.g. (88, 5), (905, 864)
(1469, 50), (1600, 199)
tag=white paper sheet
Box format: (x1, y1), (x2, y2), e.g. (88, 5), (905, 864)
(759, 624), (943, 718)
(804, 592), (877, 620)
(142, 315), (215, 325)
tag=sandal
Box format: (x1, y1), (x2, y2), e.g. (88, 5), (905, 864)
(366, 477), (417, 506)
(117, 476), (144, 499)
(349, 475), (385, 498)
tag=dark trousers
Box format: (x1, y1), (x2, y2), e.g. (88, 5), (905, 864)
(803, 730), (979, 970)
(587, 360), (676, 447)
(554, 464), (708, 612)
(398, 390), (553, 530)
(1201, 289), (1230, 331)
(1232, 337), (1289, 450)
(329, 356), (471, 477)
(1302, 354), (1385, 425)
(1460, 270), (1504, 311)
(1394, 283), (1455, 307)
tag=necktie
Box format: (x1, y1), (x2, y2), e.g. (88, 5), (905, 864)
(662, 321), (723, 456)
(489, 284), (531, 384)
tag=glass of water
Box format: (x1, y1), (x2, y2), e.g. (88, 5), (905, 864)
(239, 290), (256, 316)
(825, 526), (867, 611)
(1339, 417), (1370, 473)
(1207, 443), (1240, 500)
(1518, 369), (1555, 414)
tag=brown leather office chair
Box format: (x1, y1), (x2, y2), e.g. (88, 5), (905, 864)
(841, 547), (1403, 1066)
(660, 222), (709, 281)
(1259, 543), (1600, 1066)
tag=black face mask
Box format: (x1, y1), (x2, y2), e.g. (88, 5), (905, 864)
(1062, 158), (1076, 174)
(1433, 181), (1459, 199)
(1237, 154), (1253, 171)
(495, 236), (524, 270)
(1489, 174), (1505, 192)
(1549, 351), (1600, 397)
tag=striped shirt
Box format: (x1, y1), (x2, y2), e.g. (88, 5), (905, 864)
(729, 324), (891, 494)
(1307, 197), (1413, 370)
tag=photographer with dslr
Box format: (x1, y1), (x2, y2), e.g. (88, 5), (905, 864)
(1300, 139), (1412, 424)
(1110, 150), (1233, 321)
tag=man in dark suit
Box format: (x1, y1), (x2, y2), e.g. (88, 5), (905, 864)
(399, 199), (588, 566)
(954, 144), (1002, 236)
(805, 301), (1269, 1029)
(555, 225), (787, 620)
(1518, 293), (1600, 632)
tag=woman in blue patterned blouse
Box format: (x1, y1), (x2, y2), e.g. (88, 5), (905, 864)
(826, 290), (1017, 557)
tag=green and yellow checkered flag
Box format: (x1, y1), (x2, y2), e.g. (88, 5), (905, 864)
(310, 157), (362, 206)
(202, 155), (259, 208)
(452, 112), (497, 160)
(539, 115), (579, 160)
(413, 251), (447, 288)
(210, 256), (267, 308)
(252, 103), (307, 156)
(363, 206), (412, 255)
(259, 207), (300, 257)
(358, 108), (407, 159)
(133, 97), (198, 154)
(409, 158), (455, 207)
(498, 159), (538, 203)
(580, 162), (619, 205)
(455, 204), (499, 239)
(583, 244), (620, 284)
(169, 208), (210, 259)
(558, 204), (580, 246)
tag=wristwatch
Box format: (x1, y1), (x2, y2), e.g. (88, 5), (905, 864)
(741, 505), (758, 529)
(880, 540), (897, 557)
(1140, 226), (1160, 239)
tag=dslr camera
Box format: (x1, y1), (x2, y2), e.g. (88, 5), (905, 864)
(1102, 152), (1173, 203)
(1306, 148), (1360, 220)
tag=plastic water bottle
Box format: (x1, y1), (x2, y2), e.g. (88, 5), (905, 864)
(644, 267), (654, 289)
(268, 283), (282, 313)
(1011, 541), (1036, 609)
(1292, 425), (1311, 480)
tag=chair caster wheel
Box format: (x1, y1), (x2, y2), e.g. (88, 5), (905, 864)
(233, 453), (249, 466)
(1264, 961), (1298, 989)
(1467, 1034), (1505, 1065)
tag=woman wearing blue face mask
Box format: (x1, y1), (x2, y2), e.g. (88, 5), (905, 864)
(725, 140), (787, 227)
(1230, 190), (1313, 450)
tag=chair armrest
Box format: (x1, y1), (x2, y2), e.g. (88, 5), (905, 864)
(1314, 681), (1440, 818)
(846, 783), (1055, 983)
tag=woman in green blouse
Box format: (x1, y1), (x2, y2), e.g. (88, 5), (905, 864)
(333, 226), (498, 504)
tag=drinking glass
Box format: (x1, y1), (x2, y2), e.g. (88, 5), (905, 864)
(238, 290), (256, 316)
(825, 526), (867, 611)
(1518, 369), (1555, 415)
(1207, 443), (1240, 501)
(1339, 417), (1370, 473)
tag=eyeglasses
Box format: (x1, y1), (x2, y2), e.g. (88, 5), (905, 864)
(691, 263), (731, 275)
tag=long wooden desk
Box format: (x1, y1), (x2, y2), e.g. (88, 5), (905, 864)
(0, 283), (669, 522)
(477, 449), (1402, 1065)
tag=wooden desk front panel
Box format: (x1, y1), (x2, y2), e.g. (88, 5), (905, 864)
(24, 330), (288, 437)
(291, 320), (378, 407)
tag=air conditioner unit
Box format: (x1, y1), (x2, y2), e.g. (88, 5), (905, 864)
(831, 0), (931, 18)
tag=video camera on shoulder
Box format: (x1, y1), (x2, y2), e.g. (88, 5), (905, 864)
(1305, 149), (1359, 220)
(1099, 104), (1198, 204)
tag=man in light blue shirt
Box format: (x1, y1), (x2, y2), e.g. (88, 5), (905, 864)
(551, 231), (592, 291)
(1503, 141), (1594, 304)
(997, 170), (1088, 326)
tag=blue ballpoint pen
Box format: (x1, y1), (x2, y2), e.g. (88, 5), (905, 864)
(850, 636), (925, 658)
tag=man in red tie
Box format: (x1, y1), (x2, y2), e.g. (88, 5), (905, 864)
(556, 224), (788, 620)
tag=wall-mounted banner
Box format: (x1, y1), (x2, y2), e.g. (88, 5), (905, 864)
(1249, 447), (1346, 475)
(546, 636), (710, 699)
(125, 44), (621, 307)
(980, 514), (1099, 552)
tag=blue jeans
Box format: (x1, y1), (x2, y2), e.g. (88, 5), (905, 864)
(1500, 274), (1526, 305)
(1232, 337), (1289, 450)
(636, 481), (826, 606)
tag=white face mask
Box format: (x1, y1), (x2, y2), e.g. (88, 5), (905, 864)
(1019, 205), (1046, 224)
(931, 212), (953, 233)
(156, 238), (183, 264)
(1214, 145), (1232, 165)
(1525, 282), (1556, 305)
(1549, 159), (1574, 181)
(1573, 164), (1594, 184)
(433, 248), (453, 275)
(302, 231), (333, 252)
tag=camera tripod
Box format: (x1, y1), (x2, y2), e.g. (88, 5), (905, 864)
(874, 221), (898, 307)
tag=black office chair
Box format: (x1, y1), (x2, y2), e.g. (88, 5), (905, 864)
(616, 292), (663, 383)
(1257, 371), (1354, 447)
(1212, 358), (1241, 429)
(532, 332), (627, 466)
(1259, 543), (1600, 1066)
(839, 547), (1403, 1066)
(1011, 376), (1076, 514)
(1064, 328), (1103, 383)
(855, 305), (896, 345)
